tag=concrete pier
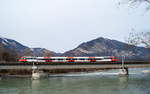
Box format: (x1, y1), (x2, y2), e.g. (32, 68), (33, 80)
(118, 67), (128, 76)
(118, 56), (128, 76)
(32, 70), (48, 79)
(32, 63), (48, 79)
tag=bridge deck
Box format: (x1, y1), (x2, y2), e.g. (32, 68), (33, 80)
(0, 62), (150, 70)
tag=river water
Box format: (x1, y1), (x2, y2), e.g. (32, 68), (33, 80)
(0, 68), (150, 94)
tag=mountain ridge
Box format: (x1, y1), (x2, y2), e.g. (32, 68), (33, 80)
(62, 37), (150, 61)
(0, 37), (57, 57)
(0, 37), (149, 61)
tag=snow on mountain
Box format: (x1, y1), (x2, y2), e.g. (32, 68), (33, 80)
(1, 37), (150, 61)
(0, 37), (57, 56)
(0, 37), (27, 53)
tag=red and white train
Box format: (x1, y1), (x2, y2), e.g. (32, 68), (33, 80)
(19, 56), (118, 63)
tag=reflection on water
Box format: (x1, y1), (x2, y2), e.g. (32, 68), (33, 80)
(31, 79), (40, 93)
(0, 68), (150, 94)
(118, 76), (128, 84)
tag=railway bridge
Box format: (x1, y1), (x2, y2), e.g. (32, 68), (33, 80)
(0, 62), (150, 78)
(0, 62), (150, 70)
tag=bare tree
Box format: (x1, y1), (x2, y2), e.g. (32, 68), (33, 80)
(0, 44), (18, 61)
(129, 0), (150, 4)
(122, 0), (150, 5)
(125, 31), (150, 61)
(127, 31), (150, 48)
(119, 0), (150, 10)
(22, 48), (33, 56)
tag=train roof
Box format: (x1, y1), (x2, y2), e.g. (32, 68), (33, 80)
(21, 56), (116, 58)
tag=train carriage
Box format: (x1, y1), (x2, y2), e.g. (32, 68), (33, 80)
(19, 56), (118, 63)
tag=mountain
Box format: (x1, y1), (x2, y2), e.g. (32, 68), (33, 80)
(63, 37), (150, 61)
(0, 37), (57, 57)
(0, 37), (27, 53)
(1, 37), (150, 61)
(29, 48), (58, 56)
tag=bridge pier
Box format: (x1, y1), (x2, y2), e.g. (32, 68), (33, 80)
(118, 56), (128, 76)
(32, 70), (48, 80)
(32, 63), (48, 79)
(118, 67), (128, 76)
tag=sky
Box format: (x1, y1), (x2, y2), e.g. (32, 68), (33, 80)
(0, 0), (150, 53)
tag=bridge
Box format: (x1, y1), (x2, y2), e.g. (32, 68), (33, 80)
(0, 62), (150, 78)
(0, 62), (150, 70)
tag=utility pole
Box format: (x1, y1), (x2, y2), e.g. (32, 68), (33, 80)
(119, 55), (128, 76)
(122, 55), (125, 70)
(32, 62), (37, 73)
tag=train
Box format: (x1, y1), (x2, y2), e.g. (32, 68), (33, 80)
(19, 56), (118, 63)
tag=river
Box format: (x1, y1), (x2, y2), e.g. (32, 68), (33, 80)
(0, 68), (150, 94)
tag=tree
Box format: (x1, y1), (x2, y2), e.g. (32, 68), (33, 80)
(122, 0), (150, 5)
(0, 44), (4, 61)
(0, 44), (18, 61)
(127, 31), (150, 48)
(124, 32), (150, 61)
(22, 48), (33, 56)
(130, 0), (150, 4)
(119, 0), (150, 10)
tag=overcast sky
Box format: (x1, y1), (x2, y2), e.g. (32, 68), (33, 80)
(0, 0), (150, 52)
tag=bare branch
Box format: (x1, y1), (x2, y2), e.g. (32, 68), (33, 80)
(145, 0), (150, 4)
(119, 0), (150, 11)
(127, 31), (150, 48)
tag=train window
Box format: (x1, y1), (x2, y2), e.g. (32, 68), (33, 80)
(88, 58), (103, 60)
(57, 59), (64, 60)
(78, 59), (85, 60)
(88, 58), (95, 60)
(50, 59), (56, 60)
(66, 58), (77, 60)
(41, 58), (54, 60)
(66, 58), (73, 60)
(27, 58), (35, 59)
(36, 58), (47, 60)
(95, 58), (102, 60)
